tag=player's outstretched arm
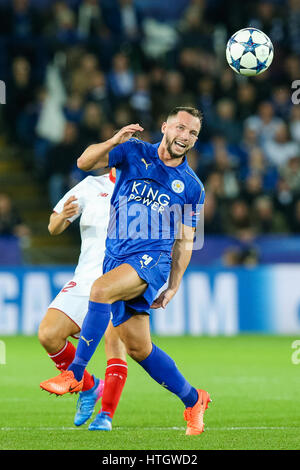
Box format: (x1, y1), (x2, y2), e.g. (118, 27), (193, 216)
(48, 196), (78, 235)
(151, 224), (195, 309)
(77, 124), (144, 171)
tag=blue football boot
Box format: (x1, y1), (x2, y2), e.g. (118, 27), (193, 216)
(74, 376), (104, 426)
(88, 411), (112, 431)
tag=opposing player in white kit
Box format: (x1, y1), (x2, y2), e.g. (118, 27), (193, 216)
(39, 170), (128, 428)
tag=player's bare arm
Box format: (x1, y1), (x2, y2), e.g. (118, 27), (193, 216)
(77, 124), (144, 171)
(48, 195), (78, 235)
(151, 224), (195, 309)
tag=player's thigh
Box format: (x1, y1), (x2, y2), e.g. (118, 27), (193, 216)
(104, 321), (127, 361)
(116, 314), (152, 361)
(91, 263), (147, 303)
(39, 308), (80, 342)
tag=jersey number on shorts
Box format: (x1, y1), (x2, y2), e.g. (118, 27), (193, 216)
(61, 281), (77, 292)
(140, 254), (153, 268)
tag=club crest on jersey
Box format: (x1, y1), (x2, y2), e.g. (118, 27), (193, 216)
(171, 180), (185, 194)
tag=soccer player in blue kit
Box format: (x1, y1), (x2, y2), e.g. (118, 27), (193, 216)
(40, 107), (212, 435)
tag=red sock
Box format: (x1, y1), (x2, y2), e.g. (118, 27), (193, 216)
(48, 341), (95, 391)
(101, 358), (128, 419)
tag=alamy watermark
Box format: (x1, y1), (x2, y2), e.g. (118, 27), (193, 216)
(291, 80), (300, 105)
(0, 340), (6, 365)
(291, 340), (300, 365)
(106, 195), (205, 251)
(0, 80), (6, 104)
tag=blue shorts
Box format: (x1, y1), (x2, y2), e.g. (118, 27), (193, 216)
(103, 251), (171, 327)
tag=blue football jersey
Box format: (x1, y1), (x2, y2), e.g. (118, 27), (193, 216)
(105, 138), (205, 258)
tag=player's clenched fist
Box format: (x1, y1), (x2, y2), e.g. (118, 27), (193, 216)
(110, 124), (144, 147)
(61, 195), (79, 219)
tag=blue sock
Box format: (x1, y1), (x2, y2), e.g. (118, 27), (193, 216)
(68, 301), (111, 381)
(139, 344), (198, 408)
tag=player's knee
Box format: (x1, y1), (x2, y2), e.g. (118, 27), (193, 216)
(90, 281), (112, 303)
(38, 323), (62, 350)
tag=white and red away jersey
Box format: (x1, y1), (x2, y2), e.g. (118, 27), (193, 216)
(53, 173), (115, 295)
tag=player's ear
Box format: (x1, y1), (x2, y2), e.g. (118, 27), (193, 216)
(161, 121), (167, 135)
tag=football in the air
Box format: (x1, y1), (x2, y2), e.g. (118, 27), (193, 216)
(226, 27), (274, 76)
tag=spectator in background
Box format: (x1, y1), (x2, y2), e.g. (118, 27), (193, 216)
(51, 1), (80, 46)
(253, 195), (288, 234)
(161, 71), (195, 115)
(198, 134), (231, 171)
(178, 48), (202, 95)
(77, 0), (104, 39)
(118, 0), (143, 45)
(107, 52), (135, 105)
(241, 173), (265, 206)
(5, 56), (35, 143)
(205, 171), (226, 204)
(113, 104), (134, 129)
(280, 156), (300, 193)
(215, 69), (237, 102)
(0, 192), (31, 240)
(283, 54), (300, 83)
(205, 146), (240, 200)
(210, 98), (242, 145)
(88, 22), (118, 72)
(10, 0), (40, 37)
(16, 85), (48, 152)
(179, 0), (212, 50)
(78, 102), (103, 148)
(249, 0), (285, 46)
(149, 65), (167, 121)
(242, 147), (278, 192)
(240, 126), (259, 154)
(204, 192), (223, 234)
(263, 123), (299, 169)
(63, 92), (84, 124)
(129, 73), (152, 126)
(236, 82), (258, 121)
(245, 101), (284, 146)
(86, 70), (112, 118)
(271, 85), (292, 120)
(273, 177), (295, 227)
(69, 52), (99, 98)
(1, 0), (45, 73)
(225, 199), (255, 241)
(46, 121), (81, 207)
(195, 77), (215, 131)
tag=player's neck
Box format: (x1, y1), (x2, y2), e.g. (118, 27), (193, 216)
(157, 143), (185, 168)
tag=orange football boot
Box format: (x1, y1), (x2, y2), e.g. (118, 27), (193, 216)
(183, 389), (212, 435)
(40, 370), (83, 396)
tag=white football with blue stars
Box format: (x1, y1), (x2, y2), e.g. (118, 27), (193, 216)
(226, 28), (274, 76)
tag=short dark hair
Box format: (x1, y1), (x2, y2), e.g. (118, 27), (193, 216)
(167, 106), (203, 124)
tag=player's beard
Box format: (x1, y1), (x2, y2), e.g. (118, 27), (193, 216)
(166, 136), (188, 159)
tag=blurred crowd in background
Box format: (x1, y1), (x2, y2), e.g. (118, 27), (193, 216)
(1, 0), (300, 259)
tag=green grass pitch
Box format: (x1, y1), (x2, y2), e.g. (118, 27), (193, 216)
(0, 335), (299, 450)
